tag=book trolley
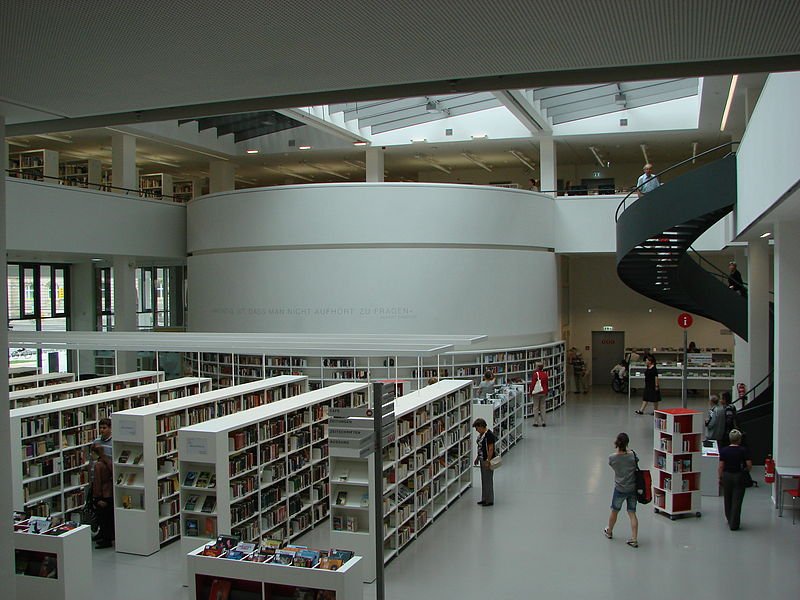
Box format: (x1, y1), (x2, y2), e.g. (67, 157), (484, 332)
(111, 375), (308, 555)
(187, 544), (363, 600)
(177, 383), (369, 555)
(10, 377), (211, 521)
(9, 370), (163, 409)
(14, 522), (92, 600)
(328, 380), (473, 582)
(652, 408), (703, 519)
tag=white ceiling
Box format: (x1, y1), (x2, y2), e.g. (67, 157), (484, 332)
(2, 0), (799, 132)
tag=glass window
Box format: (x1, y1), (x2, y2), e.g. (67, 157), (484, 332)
(23, 267), (35, 316)
(40, 265), (52, 318)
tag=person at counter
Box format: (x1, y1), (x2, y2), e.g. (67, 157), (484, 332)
(705, 395), (726, 445)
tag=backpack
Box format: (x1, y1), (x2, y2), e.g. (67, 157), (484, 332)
(632, 451), (652, 505)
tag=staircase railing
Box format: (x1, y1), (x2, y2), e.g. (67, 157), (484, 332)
(615, 141), (739, 221)
(738, 370), (773, 410)
(687, 245), (749, 291)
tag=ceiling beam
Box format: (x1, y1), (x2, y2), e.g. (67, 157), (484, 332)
(275, 107), (369, 144)
(493, 90), (552, 134)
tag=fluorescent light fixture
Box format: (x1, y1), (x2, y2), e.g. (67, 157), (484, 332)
(308, 163), (349, 180)
(471, 134), (488, 140)
(760, 232), (772, 238)
(415, 155), (451, 174)
(143, 156), (181, 168)
(588, 146), (605, 169)
(91, 258), (103, 262)
(720, 74), (739, 131)
(352, 141), (369, 147)
(298, 145), (312, 150)
(640, 144), (649, 164)
(35, 133), (73, 144)
(461, 153), (492, 172)
(343, 160), (366, 170)
(246, 149), (259, 154)
(411, 138), (427, 143)
(7, 139), (29, 148)
(508, 150), (535, 171)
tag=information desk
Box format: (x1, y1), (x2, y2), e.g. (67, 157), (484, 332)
(187, 545), (363, 600)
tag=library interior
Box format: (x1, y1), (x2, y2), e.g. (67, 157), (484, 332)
(2, 2), (800, 599)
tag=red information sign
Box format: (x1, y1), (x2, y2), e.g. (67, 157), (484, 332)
(677, 312), (693, 328)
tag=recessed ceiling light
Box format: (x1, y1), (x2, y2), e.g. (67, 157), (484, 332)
(246, 149), (259, 154)
(91, 258), (103, 262)
(411, 138), (427, 143)
(760, 231), (772, 238)
(471, 134), (488, 140)
(353, 141), (369, 147)
(298, 145), (312, 150)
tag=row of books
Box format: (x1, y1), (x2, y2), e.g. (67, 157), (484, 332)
(184, 471), (217, 488)
(200, 535), (354, 569)
(14, 515), (81, 537)
(117, 449), (144, 464)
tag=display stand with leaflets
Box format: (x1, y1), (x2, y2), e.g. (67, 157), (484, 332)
(652, 408), (703, 519)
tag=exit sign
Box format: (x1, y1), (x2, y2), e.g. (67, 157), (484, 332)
(602, 325), (613, 331)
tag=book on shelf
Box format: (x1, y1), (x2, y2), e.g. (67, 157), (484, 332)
(207, 579), (231, 600)
(132, 453), (144, 465)
(27, 516), (51, 534)
(201, 496), (217, 513)
(185, 495), (200, 511)
(319, 556), (343, 570)
(360, 492), (369, 508)
(337, 469), (349, 481)
(118, 450), (131, 464)
(42, 521), (78, 536)
(328, 548), (355, 563)
(183, 471), (198, 486)
(335, 491), (348, 506)
(185, 519), (199, 537)
(125, 473), (137, 486)
(203, 518), (216, 537)
(293, 549), (321, 567)
(208, 473), (216, 489)
(273, 549), (296, 566)
(195, 472), (211, 488)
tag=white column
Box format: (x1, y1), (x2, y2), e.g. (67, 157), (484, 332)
(113, 256), (138, 373)
(365, 147), (384, 182)
(209, 160), (235, 193)
(70, 262), (97, 375)
(0, 115), (17, 598)
(746, 238), (771, 388)
(774, 220), (800, 466)
(111, 133), (137, 192)
(539, 136), (557, 196)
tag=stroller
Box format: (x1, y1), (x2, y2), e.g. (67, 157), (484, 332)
(610, 359), (629, 394)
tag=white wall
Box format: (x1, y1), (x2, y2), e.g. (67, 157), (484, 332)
(737, 72), (800, 234)
(6, 178), (186, 259)
(187, 183), (558, 341)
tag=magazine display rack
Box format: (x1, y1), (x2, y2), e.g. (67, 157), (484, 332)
(112, 376), (308, 555)
(329, 380), (472, 582)
(187, 544), (363, 600)
(178, 383), (369, 555)
(10, 370), (163, 409)
(14, 524), (92, 600)
(10, 377), (211, 521)
(9, 372), (76, 393)
(652, 408), (703, 519)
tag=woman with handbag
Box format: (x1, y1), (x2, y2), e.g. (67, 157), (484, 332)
(718, 429), (752, 530)
(635, 355), (660, 415)
(604, 432), (639, 547)
(472, 418), (497, 507)
(529, 363), (550, 427)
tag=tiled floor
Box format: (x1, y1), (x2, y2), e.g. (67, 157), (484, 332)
(90, 389), (800, 599)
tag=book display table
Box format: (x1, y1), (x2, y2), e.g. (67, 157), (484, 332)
(653, 408), (703, 519)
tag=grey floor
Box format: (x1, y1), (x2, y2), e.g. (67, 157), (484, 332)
(90, 389), (800, 600)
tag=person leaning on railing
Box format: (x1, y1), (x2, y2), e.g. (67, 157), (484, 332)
(636, 163), (661, 197)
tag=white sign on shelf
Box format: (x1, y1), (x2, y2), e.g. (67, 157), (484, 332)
(116, 417), (139, 441)
(186, 437), (210, 458)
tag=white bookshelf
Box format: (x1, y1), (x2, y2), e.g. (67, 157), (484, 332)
(652, 408), (703, 519)
(187, 545), (363, 600)
(472, 383), (524, 458)
(10, 366), (40, 378)
(329, 380), (472, 581)
(14, 524), (92, 600)
(172, 179), (197, 203)
(8, 148), (59, 181)
(139, 172), (173, 200)
(9, 372), (76, 393)
(111, 375), (308, 556)
(10, 377), (211, 521)
(178, 382), (369, 555)
(59, 158), (102, 189)
(9, 370), (163, 409)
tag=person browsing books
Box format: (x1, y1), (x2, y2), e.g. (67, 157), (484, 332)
(604, 432), (639, 547)
(477, 369), (496, 399)
(473, 418), (496, 507)
(529, 363), (549, 427)
(90, 442), (115, 548)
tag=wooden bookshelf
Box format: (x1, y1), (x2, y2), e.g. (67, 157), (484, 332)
(178, 382), (369, 556)
(329, 380), (472, 581)
(9, 372), (76, 393)
(9, 377), (211, 522)
(9, 370), (163, 409)
(139, 172), (173, 200)
(652, 408), (703, 520)
(112, 376), (308, 555)
(58, 158), (102, 189)
(8, 149), (59, 181)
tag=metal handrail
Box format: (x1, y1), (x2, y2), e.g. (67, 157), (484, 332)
(614, 141), (739, 222)
(688, 245), (748, 290)
(738, 370), (773, 409)
(4, 169), (180, 202)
